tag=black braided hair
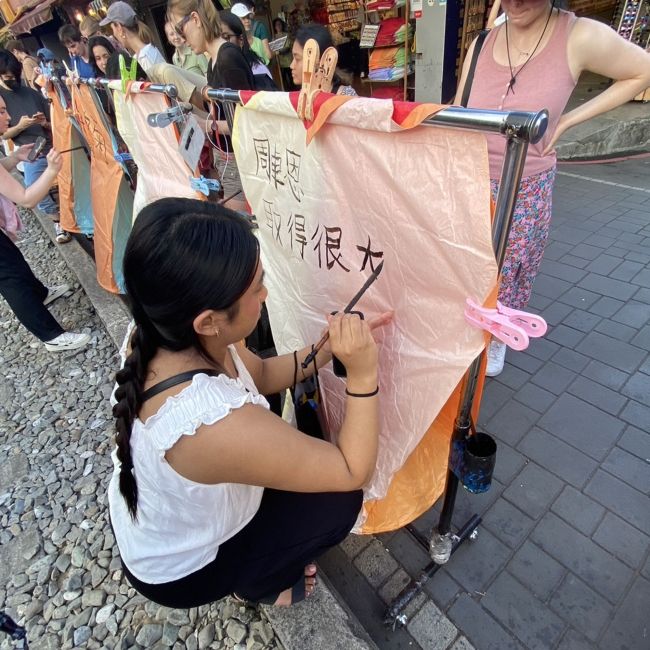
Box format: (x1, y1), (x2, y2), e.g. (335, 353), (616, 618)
(112, 322), (158, 519)
(113, 198), (259, 519)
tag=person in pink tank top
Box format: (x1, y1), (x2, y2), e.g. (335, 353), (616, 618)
(456, 0), (650, 376)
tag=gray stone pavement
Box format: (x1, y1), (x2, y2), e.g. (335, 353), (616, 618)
(320, 157), (650, 649)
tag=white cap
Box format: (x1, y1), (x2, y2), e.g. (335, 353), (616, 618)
(231, 3), (253, 18)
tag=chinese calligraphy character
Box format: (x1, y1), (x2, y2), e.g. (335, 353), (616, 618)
(263, 200), (282, 245)
(312, 225), (350, 272)
(285, 149), (304, 202)
(270, 144), (285, 190)
(254, 138), (270, 180)
(287, 213), (307, 259)
(356, 236), (384, 272)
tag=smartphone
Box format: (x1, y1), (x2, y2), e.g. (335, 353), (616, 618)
(27, 136), (47, 162)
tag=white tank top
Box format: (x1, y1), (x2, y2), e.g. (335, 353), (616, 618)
(108, 344), (268, 584)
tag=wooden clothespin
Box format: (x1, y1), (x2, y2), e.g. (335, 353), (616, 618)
(296, 39), (339, 121)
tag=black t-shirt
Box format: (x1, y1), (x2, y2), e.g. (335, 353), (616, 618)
(207, 42), (255, 91)
(0, 85), (52, 150)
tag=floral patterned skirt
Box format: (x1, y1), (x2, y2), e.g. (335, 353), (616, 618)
(490, 166), (556, 310)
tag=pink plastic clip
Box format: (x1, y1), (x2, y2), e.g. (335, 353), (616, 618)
(496, 301), (548, 337)
(464, 299), (548, 351)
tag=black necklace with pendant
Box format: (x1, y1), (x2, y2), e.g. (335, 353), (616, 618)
(505, 6), (555, 96)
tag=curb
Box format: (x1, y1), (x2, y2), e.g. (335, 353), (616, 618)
(556, 113), (650, 162)
(33, 209), (377, 650)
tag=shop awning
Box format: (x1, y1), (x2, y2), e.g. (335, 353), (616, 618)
(8, 0), (57, 35)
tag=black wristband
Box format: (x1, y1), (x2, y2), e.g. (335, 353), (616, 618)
(345, 386), (379, 398)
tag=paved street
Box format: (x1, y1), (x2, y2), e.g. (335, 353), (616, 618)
(321, 157), (650, 649)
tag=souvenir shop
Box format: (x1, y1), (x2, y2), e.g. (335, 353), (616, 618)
(266, 0), (646, 102)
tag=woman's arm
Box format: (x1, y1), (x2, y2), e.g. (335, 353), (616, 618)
(234, 339), (332, 395)
(2, 114), (38, 141)
(166, 313), (381, 492)
(235, 311), (393, 395)
(0, 144), (34, 171)
(262, 38), (274, 61)
(544, 18), (650, 153)
(0, 149), (62, 208)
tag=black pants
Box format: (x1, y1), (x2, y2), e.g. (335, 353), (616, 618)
(0, 230), (63, 342)
(123, 487), (363, 608)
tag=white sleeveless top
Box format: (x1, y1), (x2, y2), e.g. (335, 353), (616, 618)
(108, 344), (268, 584)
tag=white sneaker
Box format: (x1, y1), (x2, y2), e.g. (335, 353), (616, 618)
(44, 331), (90, 352)
(54, 223), (71, 244)
(486, 339), (507, 377)
(43, 283), (71, 307)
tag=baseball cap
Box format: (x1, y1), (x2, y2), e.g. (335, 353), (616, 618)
(36, 47), (55, 62)
(99, 1), (138, 27)
(231, 3), (253, 18)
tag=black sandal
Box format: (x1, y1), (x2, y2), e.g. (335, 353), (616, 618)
(233, 572), (313, 606)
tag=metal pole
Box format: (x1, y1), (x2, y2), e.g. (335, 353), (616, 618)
(457, 135), (531, 428)
(427, 134), (531, 567)
(74, 77), (178, 98)
(383, 514), (481, 628)
(204, 89), (549, 142)
(387, 117), (546, 628)
(152, 87), (549, 623)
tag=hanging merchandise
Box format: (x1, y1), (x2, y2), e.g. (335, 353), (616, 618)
(613, 0), (650, 45)
(458, 0), (491, 77)
(363, 0), (414, 99)
(610, 0), (650, 100)
(311, 0), (363, 34)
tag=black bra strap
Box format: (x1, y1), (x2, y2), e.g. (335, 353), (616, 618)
(141, 369), (220, 403)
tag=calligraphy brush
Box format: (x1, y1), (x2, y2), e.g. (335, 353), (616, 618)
(58, 146), (86, 154)
(301, 260), (385, 369)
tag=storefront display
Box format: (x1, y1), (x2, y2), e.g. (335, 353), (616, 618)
(612, 0), (650, 99)
(361, 0), (413, 100)
(310, 0), (362, 33)
(613, 0), (649, 45)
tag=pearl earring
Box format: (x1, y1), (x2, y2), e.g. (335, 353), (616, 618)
(214, 326), (220, 337)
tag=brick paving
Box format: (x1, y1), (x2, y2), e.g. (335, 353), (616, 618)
(321, 157), (650, 649)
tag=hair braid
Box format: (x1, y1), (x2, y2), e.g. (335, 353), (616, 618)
(112, 324), (158, 519)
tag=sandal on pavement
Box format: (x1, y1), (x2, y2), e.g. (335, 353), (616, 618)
(233, 565), (317, 606)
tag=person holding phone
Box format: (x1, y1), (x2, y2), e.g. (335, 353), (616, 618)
(0, 49), (70, 244)
(0, 95), (90, 352)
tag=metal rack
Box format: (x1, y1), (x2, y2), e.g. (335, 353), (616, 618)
(158, 87), (551, 627)
(361, 0), (413, 100)
(74, 77), (179, 99)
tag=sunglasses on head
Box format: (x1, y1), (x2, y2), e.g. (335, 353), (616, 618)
(174, 14), (192, 37)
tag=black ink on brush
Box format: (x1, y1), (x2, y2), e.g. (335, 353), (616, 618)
(301, 260), (385, 369)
